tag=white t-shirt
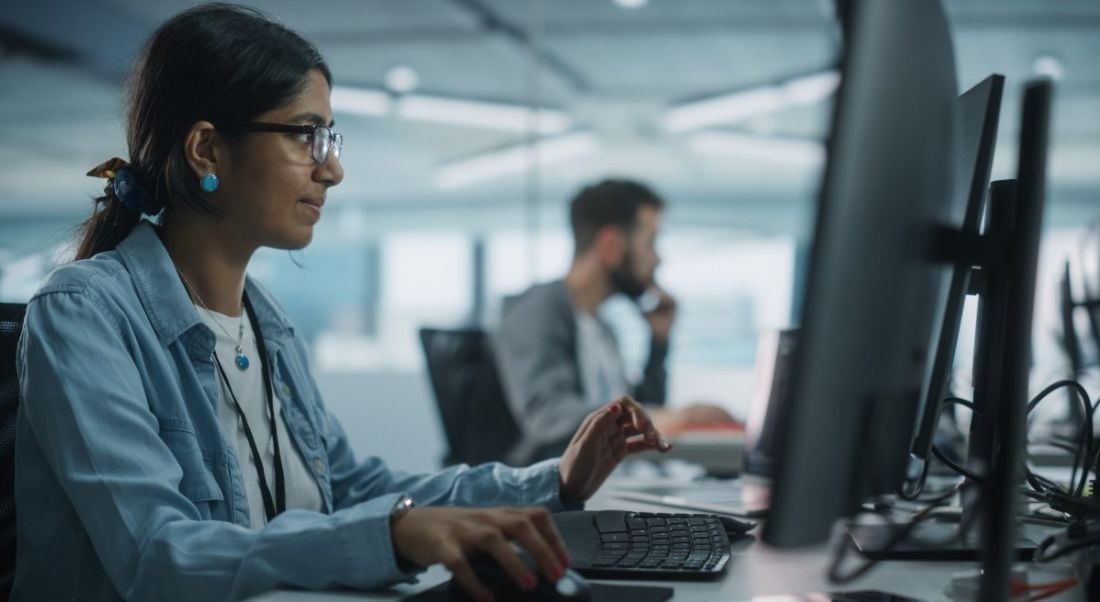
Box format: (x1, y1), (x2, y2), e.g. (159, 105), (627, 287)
(198, 305), (323, 529)
(574, 310), (630, 408)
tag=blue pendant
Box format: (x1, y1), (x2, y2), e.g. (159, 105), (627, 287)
(235, 353), (250, 371)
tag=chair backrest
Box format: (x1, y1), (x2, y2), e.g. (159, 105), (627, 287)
(0, 303), (26, 601)
(418, 327), (520, 466)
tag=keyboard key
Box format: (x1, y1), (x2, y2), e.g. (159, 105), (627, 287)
(595, 511), (629, 533)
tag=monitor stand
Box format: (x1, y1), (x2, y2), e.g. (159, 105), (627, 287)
(847, 519), (1038, 561)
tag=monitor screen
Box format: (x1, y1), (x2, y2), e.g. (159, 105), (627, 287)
(763, 0), (960, 547)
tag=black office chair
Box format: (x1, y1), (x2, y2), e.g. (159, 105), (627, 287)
(0, 303), (26, 602)
(418, 327), (521, 466)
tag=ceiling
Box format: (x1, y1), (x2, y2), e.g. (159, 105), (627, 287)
(1, 0), (1098, 238)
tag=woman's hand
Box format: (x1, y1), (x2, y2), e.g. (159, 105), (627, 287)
(558, 396), (672, 505)
(391, 506), (570, 602)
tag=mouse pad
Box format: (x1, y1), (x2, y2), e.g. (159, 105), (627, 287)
(402, 581), (675, 601)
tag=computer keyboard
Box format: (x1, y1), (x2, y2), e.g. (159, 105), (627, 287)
(551, 510), (737, 579)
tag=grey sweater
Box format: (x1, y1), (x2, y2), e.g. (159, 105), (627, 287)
(494, 280), (668, 465)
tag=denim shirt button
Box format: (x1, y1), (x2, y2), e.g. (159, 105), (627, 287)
(279, 384), (291, 398)
(312, 458), (325, 474)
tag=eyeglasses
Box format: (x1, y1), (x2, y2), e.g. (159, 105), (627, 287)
(218, 122), (343, 164)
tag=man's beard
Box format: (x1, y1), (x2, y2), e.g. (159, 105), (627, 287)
(609, 248), (648, 300)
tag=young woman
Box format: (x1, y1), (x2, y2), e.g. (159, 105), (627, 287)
(12, 5), (670, 601)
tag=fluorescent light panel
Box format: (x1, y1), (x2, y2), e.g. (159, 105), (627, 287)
(331, 85), (571, 134)
(397, 95), (571, 134)
(687, 131), (825, 167)
(435, 131), (600, 190)
(663, 70), (840, 133)
(331, 86), (392, 116)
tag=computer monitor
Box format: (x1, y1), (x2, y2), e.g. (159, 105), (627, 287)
(903, 74), (1005, 497)
(762, 32), (1054, 597)
(762, 0), (960, 548)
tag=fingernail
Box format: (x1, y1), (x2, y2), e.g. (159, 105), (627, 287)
(610, 403), (621, 413)
(553, 563), (565, 580)
(560, 553), (571, 568)
(522, 574), (537, 590)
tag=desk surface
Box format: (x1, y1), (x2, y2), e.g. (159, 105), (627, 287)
(245, 490), (1081, 602)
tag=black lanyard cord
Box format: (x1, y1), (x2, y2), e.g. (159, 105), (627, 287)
(212, 292), (286, 522)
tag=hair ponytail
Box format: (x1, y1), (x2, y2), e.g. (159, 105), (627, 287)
(74, 195), (144, 261)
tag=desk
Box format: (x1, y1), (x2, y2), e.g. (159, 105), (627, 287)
(246, 491), (1079, 602)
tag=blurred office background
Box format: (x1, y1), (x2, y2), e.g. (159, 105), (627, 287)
(1, 0), (1098, 473)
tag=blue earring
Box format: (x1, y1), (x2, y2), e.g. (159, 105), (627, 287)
(200, 173), (220, 193)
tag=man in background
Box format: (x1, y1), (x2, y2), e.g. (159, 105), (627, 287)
(495, 179), (735, 465)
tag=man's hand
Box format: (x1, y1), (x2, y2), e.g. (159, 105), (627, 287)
(391, 506), (570, 602)
(649, 404), (739, 433)
(641, 286), (677, 344)
(558, 396), (672, 505)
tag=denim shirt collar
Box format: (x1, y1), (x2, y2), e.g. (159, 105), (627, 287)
(115, 221), (296, 348)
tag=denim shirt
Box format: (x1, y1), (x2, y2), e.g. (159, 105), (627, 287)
(13, 221), (570, 601)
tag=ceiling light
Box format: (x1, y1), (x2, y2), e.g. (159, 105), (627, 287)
(663, 70), (840, 133)
(330, 85), (572, 134)
(1032, 55), (1064, 81)
(687, 131), (825, 167)
(385, 65), (420, 94)
(781, 71), (841, 105)
(331, 86), (392, 116)
(614, 0), (649, 8)
(397, 95), (571, 134)
(435, 131), (600, 190)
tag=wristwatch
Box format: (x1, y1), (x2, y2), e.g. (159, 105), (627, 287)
(390, 494), (415, 525)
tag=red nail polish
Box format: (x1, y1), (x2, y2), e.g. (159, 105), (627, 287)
(522, 574), (537, 590)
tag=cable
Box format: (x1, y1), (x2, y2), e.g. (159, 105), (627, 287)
(943, 396), (977, 413)
(1024, 468), (1063, 495)
(832, 380), (1096, 582)
(1035, 529), (1100, 563)
(1026, 379), (1093, 497)
(828, 484), (962, 584)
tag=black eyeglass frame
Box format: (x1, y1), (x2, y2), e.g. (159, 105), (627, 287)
(217, 121), (342, 164)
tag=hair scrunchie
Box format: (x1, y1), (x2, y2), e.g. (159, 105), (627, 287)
(87, 157), (154, 215)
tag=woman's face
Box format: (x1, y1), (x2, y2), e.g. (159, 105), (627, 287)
(215, 69), (343, 251)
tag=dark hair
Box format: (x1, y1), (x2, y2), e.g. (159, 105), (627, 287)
(569, 179), (665, 255)
(75, 3), (332, 260)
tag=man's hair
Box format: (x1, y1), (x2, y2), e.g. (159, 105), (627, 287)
(569, 179), (665, 255)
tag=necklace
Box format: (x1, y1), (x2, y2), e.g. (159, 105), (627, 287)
(177, 269), (251, 371)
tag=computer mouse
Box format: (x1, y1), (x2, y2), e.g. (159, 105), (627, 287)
(450, 549), (591, 601)
(719, 515), (757, 536)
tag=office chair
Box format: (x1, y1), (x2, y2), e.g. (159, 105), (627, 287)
(0, 303), (26, 601)
(418, 327), (520, 466)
